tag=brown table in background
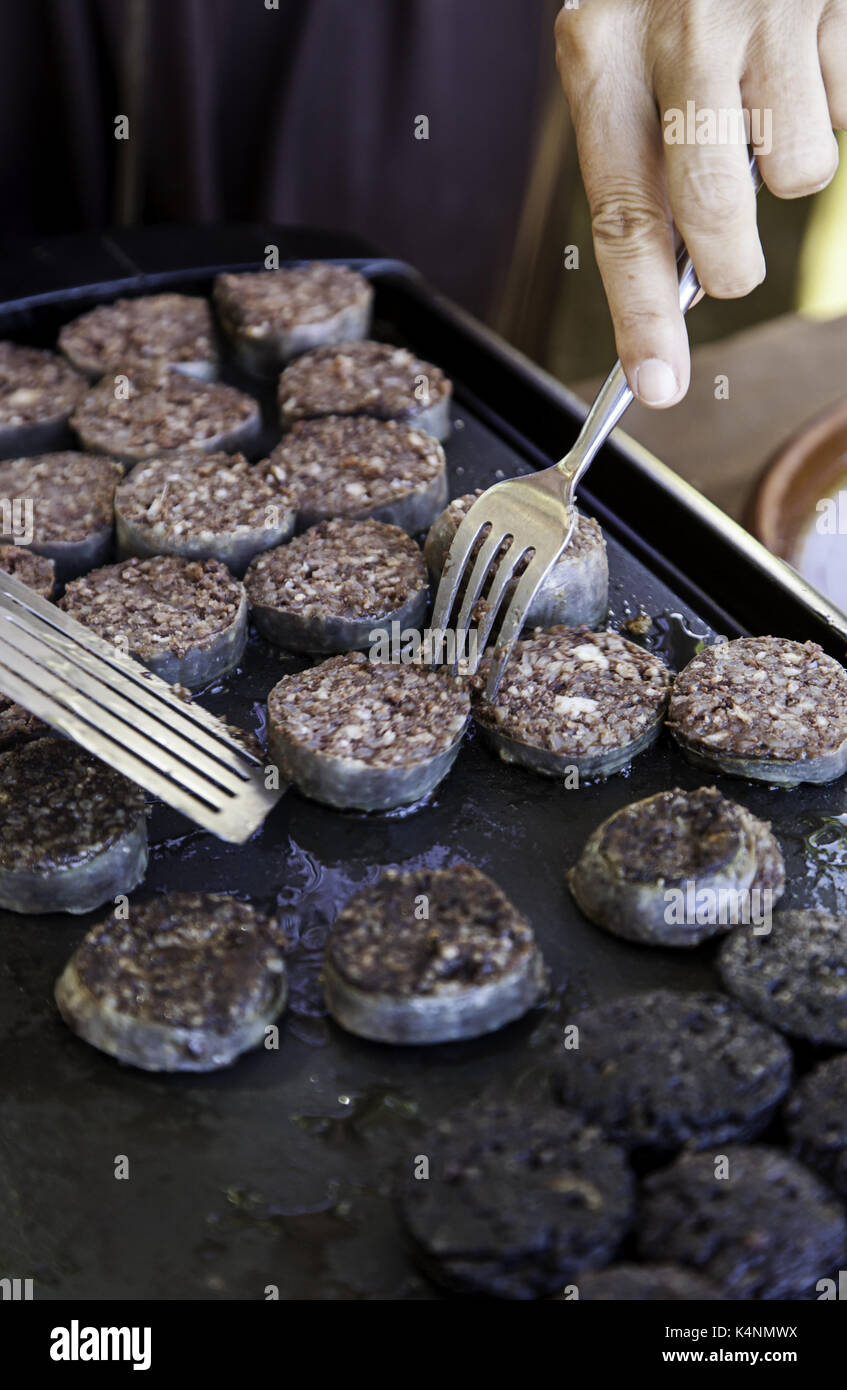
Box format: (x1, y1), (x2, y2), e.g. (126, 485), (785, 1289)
(574, 311), (847, 531)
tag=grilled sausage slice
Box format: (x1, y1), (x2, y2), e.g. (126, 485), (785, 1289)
(323, 863), (547, 1043)
(245, 518), (429, 654)
(0, 342), (87, 458)
(115, 451), (294, 576)
(556, 990), (792, 1153)
(0, 739), (147, 914)
(55, 892), (288, 1071)
(278, 340), (452, 440)
(0, 452), (122, 581)
(267, 651), (469, 811)
(59, 294), (220, 380)
(637, 1146), (846, 1300)
(399, 1101), (634, 1299)
(719, 907), (847, 1047)
(472, 626), (671, 779)
(668, 636), (847, 785)
(267, 415), (448, 535)
(568, 786), (785, 947)
(71, 366), (261, 468)
(61, 555), (248, 687)
(214, 265), (373, 374)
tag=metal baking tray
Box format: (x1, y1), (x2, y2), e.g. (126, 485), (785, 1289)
(2, 228), (846, 1301)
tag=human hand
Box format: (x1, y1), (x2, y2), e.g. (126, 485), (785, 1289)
(555, 0), (845, 405)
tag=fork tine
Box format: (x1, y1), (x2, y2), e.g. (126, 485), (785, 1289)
(453, 525), (513, 647)
(0, 575), (257, 767)
(0, 570), (282, 842)
(466, 541), (534, 671)
(483, 551), (561, 701)
(0, 635), (232, 812)
(429, 509), (492, 634)
(0, 616), (244, 799)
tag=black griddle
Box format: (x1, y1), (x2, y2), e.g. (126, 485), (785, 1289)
(1, 228), (846, 1301)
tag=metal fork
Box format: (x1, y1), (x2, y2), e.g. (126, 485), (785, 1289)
(0, 569), (282, 842)
(432, 153), (763, 701)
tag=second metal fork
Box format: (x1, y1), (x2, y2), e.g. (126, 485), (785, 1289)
(431, 154), (763, 700)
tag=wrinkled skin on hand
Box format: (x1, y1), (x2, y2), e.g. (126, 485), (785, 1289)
(555, 0), (847, 405)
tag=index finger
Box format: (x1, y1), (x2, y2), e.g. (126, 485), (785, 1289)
(558, 51), (690, 406)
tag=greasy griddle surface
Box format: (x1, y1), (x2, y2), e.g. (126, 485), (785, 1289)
(2, 310), (847, 1301)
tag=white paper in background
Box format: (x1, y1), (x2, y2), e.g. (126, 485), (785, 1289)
(794, 481), (847, 618)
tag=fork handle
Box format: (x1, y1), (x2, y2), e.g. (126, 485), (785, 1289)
(556, 248), (701, 482)
(558, 150), (762, 489)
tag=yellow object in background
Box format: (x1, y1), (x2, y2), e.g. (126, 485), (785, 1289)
(796, 130), (847, 319)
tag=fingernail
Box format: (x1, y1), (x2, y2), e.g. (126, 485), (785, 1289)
(634, 358), (678, 406)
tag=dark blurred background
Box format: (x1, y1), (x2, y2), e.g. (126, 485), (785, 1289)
(3, 1), (555, 320)
(1, 0), (842, 385)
